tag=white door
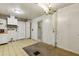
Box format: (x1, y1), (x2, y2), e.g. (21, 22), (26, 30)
(31, 20), (38, 40)
(35, 15), (55, 46)
(42, 17), (55, 45)
(25, 22), (30, 39)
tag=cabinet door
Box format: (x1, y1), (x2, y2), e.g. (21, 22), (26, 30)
(7, 18), (17, 25)
(0, 36), (2, 44)
(0, 34), (8, 44)
(0, 19), (6, 29)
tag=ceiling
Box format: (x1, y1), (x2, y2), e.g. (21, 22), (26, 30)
(0, 3), (73, 20)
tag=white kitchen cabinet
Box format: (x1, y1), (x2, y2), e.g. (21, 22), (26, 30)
(0, 19), (6, 29)
(0, 34), (9, 44)
(7, 16), (17, 25)
(17, 21), (26, 39)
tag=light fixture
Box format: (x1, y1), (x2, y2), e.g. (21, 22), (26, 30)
(37, 3), (56, 14)
(10, 8), (24, 14)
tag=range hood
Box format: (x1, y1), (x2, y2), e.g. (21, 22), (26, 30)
(7, 16), (18, 26)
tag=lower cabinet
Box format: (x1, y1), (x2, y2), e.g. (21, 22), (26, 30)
(0, 34), (9, 44)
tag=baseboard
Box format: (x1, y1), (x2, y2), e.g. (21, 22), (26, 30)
(0, 42), (8, 45)
(8, 38), (28, 42)
(31, 39), (79, 55)
(31, 39), (39, 42)
(57, 45), (79, 55)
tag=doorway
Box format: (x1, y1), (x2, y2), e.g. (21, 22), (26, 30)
(38, 20), (42, 41)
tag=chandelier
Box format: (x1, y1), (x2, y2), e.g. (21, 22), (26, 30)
(38, 3), (56, 15)
(46, 3), (56, 14)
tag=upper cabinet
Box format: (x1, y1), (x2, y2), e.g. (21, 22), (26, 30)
(0, 19), (7, 34)
(0, 19), (6, 29)
(7, 16), (18, 25)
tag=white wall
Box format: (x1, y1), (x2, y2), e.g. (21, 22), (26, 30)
(57, 4), (79, 54)
(31, 15), (56, 45)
